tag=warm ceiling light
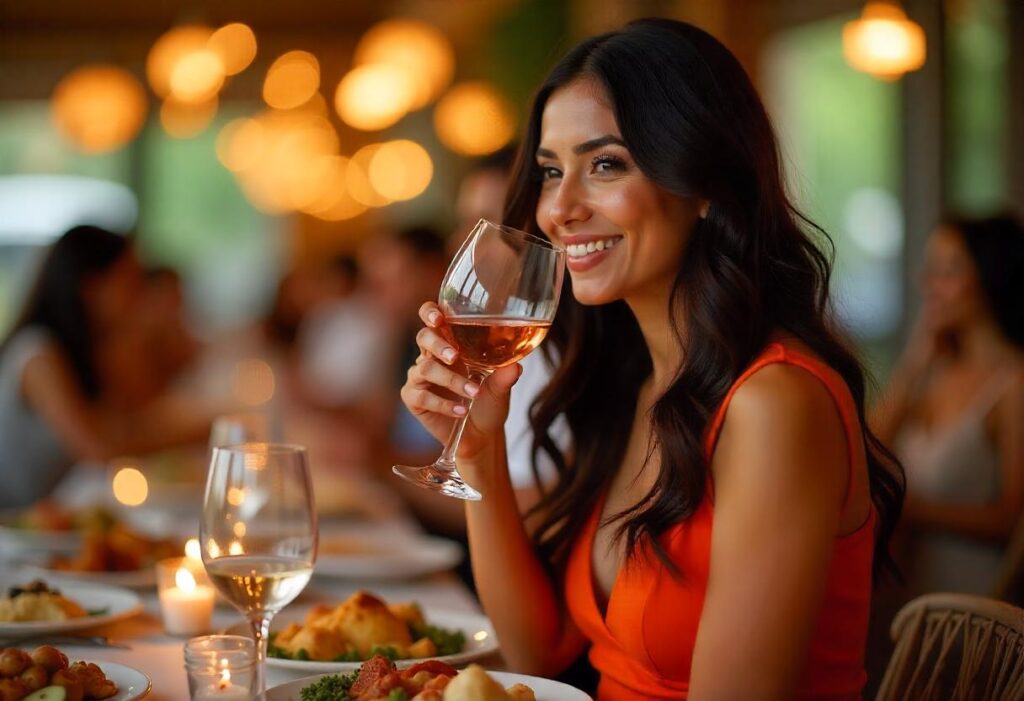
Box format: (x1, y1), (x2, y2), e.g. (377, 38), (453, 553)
(334, 64), (414, 131)
(368, 140), (433, 201)
(299, 156), (369, 221)
(434, 81), (516, 156)
(843, 2), (926, 80)
(147, 25), (214, 98)
(160, 97), (218, 139)
(208, 23), (257, 76)
(169, 48), (225, 103)
(354, 19), (454, 110)
(217, 117), (265, 172)
(263, 51), (320, 110)
(51, 65), (148, 154)
(346, 144), (393, 207)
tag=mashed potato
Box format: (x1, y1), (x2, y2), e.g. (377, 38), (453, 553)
(0, 592), (87, 622)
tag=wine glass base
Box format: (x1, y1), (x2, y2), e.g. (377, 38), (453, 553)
(392, 463), (482, 501)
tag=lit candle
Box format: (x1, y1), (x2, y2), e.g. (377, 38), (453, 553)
(158, 565), (215, 636)
(195, 668), (249, 701)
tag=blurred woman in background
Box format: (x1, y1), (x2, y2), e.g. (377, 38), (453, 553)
(873, 215), (1024, 596)
(0, 225), (209, 507)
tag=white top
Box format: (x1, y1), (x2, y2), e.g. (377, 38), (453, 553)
(505, 351), (570, 490)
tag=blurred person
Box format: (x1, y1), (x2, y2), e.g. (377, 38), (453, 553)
(449, 147), (516, 256)
(0, 225), (211, 508)
(873, 215), (1024, 596)
(400, 18), (904, 699)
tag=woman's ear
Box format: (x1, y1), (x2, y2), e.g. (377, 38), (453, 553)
(699, 200), (711, 219)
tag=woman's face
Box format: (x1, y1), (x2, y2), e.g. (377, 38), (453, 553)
(535, 77), (704, 307)
(84, 251), (145, 329)
(920, 226), (984, 332)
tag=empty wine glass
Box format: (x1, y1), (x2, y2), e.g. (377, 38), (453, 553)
(200, 443), (317, 699)
(393, 219), (565, 500)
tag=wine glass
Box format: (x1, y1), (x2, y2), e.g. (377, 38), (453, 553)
(200, 443), (317, 699)
(393, 219), (565, 500)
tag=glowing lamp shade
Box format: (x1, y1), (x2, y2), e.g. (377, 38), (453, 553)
(843, 2), (926, 80)
(434, 82), (516, 156)
(368, 140), (433, 201)
(160, 97), (218, 139)
(354, 19), (454, 110)
(335, 64), (414, 131)
(51, 65), (148, 154)
(112, 466), (149, 506)
(208, 23), (257, 76)
(263, 51), (320, 110)
(147, 25), (214, 98)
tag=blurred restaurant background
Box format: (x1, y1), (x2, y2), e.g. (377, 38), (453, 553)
(0, 0), (1020, 372)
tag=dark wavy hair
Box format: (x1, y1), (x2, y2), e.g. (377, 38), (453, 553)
(946, 214), (1024, 348)
(1, 225), (131, 399)
(502, 18), (905, 581)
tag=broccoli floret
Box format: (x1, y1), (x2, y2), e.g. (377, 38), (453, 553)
(299, 671), (358, 701)
(410, 623), (466, 657)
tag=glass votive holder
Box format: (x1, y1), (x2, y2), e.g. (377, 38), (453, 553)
(157, 556), (215, 636)
(184, 635), (255, 701)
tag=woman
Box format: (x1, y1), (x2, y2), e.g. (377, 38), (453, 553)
(873, 216), (1024, 596)
(402, 19), (903, 700)
(0, 225), (209, 507)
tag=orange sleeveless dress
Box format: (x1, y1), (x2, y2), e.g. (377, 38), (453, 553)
(564, 342), (875, 700)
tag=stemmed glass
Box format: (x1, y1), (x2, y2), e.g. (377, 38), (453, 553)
(393, 219), (565, 500)
(200, 443), (317, 699)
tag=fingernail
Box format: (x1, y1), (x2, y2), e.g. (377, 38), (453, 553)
(442, 348), (456, 363)
(453, 404), (467, 415)
(464, 382), (479, 397)
(428, 311), (441, 326)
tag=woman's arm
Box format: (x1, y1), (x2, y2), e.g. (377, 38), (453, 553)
(401, 302), (586, 677)
(870, 317), (938, 445)
(21, 343), (209, 461)
(904, 373), (1024, 541)
(689, 364), (855, 701)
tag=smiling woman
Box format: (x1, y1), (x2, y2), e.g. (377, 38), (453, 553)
(399, 17), (905, 701)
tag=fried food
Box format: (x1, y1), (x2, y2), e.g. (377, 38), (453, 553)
(0, 648), (117, 701)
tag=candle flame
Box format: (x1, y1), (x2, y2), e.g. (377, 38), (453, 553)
(175, 566), (197, 592)
(219, 667), (231, 688)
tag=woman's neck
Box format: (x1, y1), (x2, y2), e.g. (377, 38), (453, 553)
(957, 316), (1015, 368)
(626, 282), (683, 393)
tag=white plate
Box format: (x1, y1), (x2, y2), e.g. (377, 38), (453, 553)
(314, 529), (463, 580)
(267, 670), (592, 701)
(21, 564), (156, 589)
(262, 609), (498, 674)
(97, 661), (152, 701)
(0, 579), (143, 636)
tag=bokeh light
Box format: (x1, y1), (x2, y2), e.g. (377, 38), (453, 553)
(232, 358), (276, 405)
(346, 144), (393, 207)
(368, 140), (433, 201)
(185, 538), (202, 561)
(354, 19), (454, 110)
(112, 466), (149, 507)
(147, 25), (214, 98)
(217, 118), (265, 172)
(160, 97), (218, 139)
(208, 23), (257, 75)
(263, 51), (320, 110)
(334, 63), (414, 131)
(169, 48), (225, 103)
(843, 2), (926, 80)
(51, 65), (148, 154)
(299, 156), (369, 222)
(434, 81), (516, 155)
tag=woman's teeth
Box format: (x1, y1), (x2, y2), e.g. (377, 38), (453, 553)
(566, 238), (620, 259)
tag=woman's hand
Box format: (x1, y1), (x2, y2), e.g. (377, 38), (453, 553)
(401, 302), (522, 464)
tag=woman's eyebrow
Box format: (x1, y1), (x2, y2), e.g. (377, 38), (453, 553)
(536, 134), (626, 160)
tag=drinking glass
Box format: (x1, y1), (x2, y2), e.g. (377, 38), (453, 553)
(393, 219), (565, 500)
(200, 443), (317, 699)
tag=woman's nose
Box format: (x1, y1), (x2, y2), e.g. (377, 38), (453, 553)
(547, 177), (591, 229)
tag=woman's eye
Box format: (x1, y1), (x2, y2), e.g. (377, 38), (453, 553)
(539, 165), (562, 181)
(592, 155), (625, 174)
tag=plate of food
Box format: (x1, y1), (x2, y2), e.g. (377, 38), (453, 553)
(315, 529), (463, 580)
(0, 579), (143, 636)
(266, 656), (593, 701)
(0, 645), (151, 700)
(258, 591), (498, 673)
(0, 502), (84, 556)
(21, 510), (180, 589)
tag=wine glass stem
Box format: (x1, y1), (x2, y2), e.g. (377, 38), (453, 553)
(438, 369), (489, 467)
(248, 612), (272, 700)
